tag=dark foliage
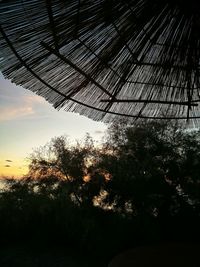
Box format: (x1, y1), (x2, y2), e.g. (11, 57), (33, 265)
(0, 121), (200, 263)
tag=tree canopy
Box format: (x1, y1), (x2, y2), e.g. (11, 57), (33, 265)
(0, 121), (200, 257)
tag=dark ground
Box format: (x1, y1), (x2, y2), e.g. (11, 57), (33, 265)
(0, 245), (108, 267)
(1, 243), (200, 267)
(109, 243), (200, 267)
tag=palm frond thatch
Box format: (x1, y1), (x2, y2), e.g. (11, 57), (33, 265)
(1, 0), (200, 126)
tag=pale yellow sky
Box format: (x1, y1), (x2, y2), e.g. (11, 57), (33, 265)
(0, 157), (28, 178)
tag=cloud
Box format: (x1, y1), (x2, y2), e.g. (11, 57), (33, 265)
(4, 165), (11, 167)
(0, 106), (34, 121)
(0, 93), (46, 121)
(94, 130), (104, 135)
(24, 95), (45, 104)
(5, 159), (12, 162)
(0, 76), (55, 121)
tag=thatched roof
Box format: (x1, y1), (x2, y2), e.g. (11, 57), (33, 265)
(1, 0), (200, 126)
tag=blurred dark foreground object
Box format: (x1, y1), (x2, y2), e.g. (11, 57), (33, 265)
(109, 243), (200, 267)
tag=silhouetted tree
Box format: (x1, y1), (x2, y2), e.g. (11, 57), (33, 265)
(97, 121), (200, 218)
(27, 134), (107, 207)
(1, 121), (200, 256)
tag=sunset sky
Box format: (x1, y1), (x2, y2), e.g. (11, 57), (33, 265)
(0, 73), (107, 178)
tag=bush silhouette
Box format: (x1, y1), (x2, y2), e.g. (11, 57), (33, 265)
(0, 121), (200, 261)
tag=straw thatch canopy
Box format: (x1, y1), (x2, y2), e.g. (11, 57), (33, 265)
(1, 0), (200, 125)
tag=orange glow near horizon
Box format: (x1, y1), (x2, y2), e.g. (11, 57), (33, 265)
(0, 157), (28, 178)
